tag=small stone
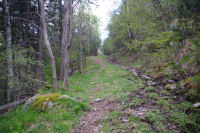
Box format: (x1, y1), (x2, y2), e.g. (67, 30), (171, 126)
(95, 98), (101, 102)
(168, 79), (175, 83)
(122, 117), (129, 123)
(165, 84), (177, 90)
(147, 80), (157, 86)
(160, 86), (164, 90)
(193, 103), (200, 108)
(47, 101), (53, 109)
(138, 112), (144, 115)
(162, 96), (169, 99)
(59, 95), (77, 101)
(90, 82), (98, 84)
(142, 74), (151, 80)
(41, 101), (47, 111)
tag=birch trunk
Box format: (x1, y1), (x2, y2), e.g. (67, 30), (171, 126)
(39, 0), (58, 92)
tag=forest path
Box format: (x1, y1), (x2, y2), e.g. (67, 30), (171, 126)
(71, 57), (113, 133)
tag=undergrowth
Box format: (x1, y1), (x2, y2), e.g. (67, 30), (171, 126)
(0, 58), (99, 133)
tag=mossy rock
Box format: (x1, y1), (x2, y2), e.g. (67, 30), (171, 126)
(165, 84), (177, 91)
(33, 93), (61, 111)
(23, 93), (78, 112)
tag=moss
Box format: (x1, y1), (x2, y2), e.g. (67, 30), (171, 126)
(145, 86), (155, 92)
(161, 90), (171, 96)
(165, 83), (177, 91)
(33, 93), (61, 111)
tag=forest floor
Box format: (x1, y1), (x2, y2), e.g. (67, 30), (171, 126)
(71, 57), (121, 133)
(72, 56), (199, 133)
(0, 56), (199, 133)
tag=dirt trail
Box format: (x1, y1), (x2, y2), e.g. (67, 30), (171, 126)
(71, 57), (113, 133)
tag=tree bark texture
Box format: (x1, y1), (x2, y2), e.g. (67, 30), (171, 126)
(38, 0), (43, 81)
(4, 0), (14, 102)
(60, 0), (70, 80)
(62, 0), (73, 87)
(39, 0), (58, 92)
(79, 13), (83, 73)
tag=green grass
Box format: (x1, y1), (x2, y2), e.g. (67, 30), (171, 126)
(0, 57), (99, 133)
(145, 86), (155, 92)
(146, 110), (168, 132)
(92, 57), (144, 101)
(156, 99), (170, 106)
(147, 92), (159, 99)
(1, 56), (200, 133)
(132, 97), (145, 106)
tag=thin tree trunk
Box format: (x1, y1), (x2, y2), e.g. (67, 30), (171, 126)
(23, 0), (31, 48)
(126, 0), (131, 39)
(88, 20), (92, 56)
(59, 0), (64, 80)
(80, 19), (83, 73)
(5, 0), (14, 102)
(38, 0), (43, 81)
(39, 0), (58, 92)
(58, 0), (63, 46)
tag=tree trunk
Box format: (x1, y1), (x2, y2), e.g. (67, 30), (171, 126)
(0, 98), (27, 114)
(79, 16), (83, 73)
(88, 20), (92, 56)
(39, 0), (58, 92)
(38, 0), (43, 81)
(23, 0), (31, 48)
(59, 0), (64, 80)
(62, 0), (73, 87)
(4, 0), (14, 102)
(126, 0), (131, 39)
(58, 0), (63, 47)
(60, 0), (70, 80)
(62, 48), (70, 87)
